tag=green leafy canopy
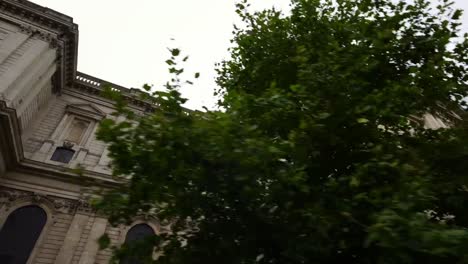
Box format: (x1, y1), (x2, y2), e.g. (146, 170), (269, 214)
(96, 0), (468, 263)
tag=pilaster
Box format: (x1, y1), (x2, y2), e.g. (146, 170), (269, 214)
(78, 215), (108, 264)
(54, 207), (90, 264)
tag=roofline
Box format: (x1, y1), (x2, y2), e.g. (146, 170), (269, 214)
(1, 1), (192, 112)
(74, 71), (193, 112)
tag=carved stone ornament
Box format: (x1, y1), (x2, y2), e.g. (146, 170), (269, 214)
(52, 198), (77, 214)
(17, 24), (60, 45)
(76, 199), (94, 215)
(0, 187), (88, 214)
(62, 140), (75, 149)
(136, 205), (164, 220)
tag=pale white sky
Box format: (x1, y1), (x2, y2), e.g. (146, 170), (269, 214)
(32, 0), (468, 110)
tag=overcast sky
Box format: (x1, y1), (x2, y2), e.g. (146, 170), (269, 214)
(32, 0), (468, 110)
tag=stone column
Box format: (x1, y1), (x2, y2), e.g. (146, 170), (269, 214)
(78, 216), (108, 264)
(54, 212), (90, 264)
(0, 203), (10, 228)
(70, 148), (88, 167)
(1, 38), (49, 100)
(0, 148), (6, 177)
(0, 31), (29, 66)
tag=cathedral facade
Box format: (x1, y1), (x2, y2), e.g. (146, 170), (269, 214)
(0, 1), (159, 263)
(0, 1), (455, 264)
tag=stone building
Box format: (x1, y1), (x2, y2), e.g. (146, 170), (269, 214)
(0, 1), (160, 263)
(0, 1), (457, 264)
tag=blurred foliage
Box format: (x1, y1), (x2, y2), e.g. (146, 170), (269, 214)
(96, 0), (468, 263)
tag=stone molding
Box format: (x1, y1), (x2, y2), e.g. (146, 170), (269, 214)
(66, 103), (106, 121)
(17, 24), (60, 48)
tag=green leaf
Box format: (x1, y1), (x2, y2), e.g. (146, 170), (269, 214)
(357, 118), (369, 123)
(350, 177), (360, 187)
(142, 83), (151, 91)
(452, 9), (462, 20)
(171, 48), (180, 56)
(98, 234), (111, 250)
(318, 112), (331, 119)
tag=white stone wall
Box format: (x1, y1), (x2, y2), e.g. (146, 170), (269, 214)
(423, 113), (450, 130)
(34, 213), (73, 264)
(94, 225), (122, 264)
(0, 20), (57, 132)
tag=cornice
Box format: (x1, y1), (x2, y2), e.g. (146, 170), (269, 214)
(16, 159), (123, 188)
(0, 0), (78, 92)
(66, 103), (106, 120)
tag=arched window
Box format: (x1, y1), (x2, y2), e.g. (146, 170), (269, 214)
(125, 224), (155, 243)
(121, 224), (155, 264)
(0, 205), (47, 264)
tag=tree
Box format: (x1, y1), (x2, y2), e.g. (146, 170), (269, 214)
(96, 0), (468, 263)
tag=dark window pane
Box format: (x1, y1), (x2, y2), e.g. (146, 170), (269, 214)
(50, 147), (75, 163)
(0, 205), (47, 264)
(121, 224), (155, 264)
(125, 224), (155, 243)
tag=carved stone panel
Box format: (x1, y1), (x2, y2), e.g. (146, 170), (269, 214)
(0, 187), (93, 215)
